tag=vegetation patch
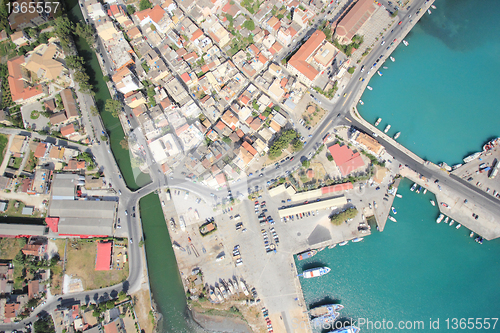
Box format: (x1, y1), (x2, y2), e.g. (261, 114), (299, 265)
(268, 129), (299, 159)
(0, 133), (8, 166)
(30, 110), (40, 119)
(330, 208), (358, 226)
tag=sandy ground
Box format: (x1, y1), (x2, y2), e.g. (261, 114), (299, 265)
(191, 307), (253, 333)
(132, 288), (154, 333)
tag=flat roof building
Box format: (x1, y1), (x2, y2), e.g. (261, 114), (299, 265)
(277, 196), (347, 218)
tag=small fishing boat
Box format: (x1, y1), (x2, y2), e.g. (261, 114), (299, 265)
(388, 215), (397, 223)
(367, 86), (373, 90)
(441, 202), (449, 208)
(328, 243), (337, 249)
(431, 4), (436, 9)
(390, 56), (395, 62)
(359, 100), (364, 105)
(352, 237), (364, 243)
(428, 9), (432, 14)
(469, 231), (474, 238)
(396, 193), (402, 198)
(338, 241), (348, 246)
(394, 132), (401, 139)
(377, 71), (383, 76)
(436, 214), (444, 223)
(402, 40), (409, 46)
(391, 207), (397, 214)
(456, 223), (461, 229)
(444, 217), (449, 224)
(383, 66), (388, 69)
(449, 219), (455, 227)
(410, 183), (417, 191)
(375, 117), (382, 126)
(430, 200), (436, 206)
(423, 188), (427, 194)
(416, 186), (421, 194)
(384, 124), (391, 133)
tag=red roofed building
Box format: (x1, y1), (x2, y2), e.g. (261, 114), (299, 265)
(34, 143), (47, 158)
(241, 141), (257, 156)
(28, 280), (41, 299)
(287, 30), (325, 85)
(334, 0), (376, 45)
(180, 72), (191, 83)
(22, 244), (45, 257)
(175, 123), (189, 136)
(190, 28), (203, 41)
(7, 56), (44, 104)
(95, 241), (112, 271)
(328, 144), (365, 177)
(4, 303), (20, 321)
(239, 94), (250, 105)
(45, 217), (59, 232)
(60, 124), (76, 138)
(321, 182), (354, 194)
(215, 172), (226, 186)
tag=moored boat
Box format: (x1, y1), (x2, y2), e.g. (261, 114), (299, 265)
(463, 152), (481, 163)
(388, 215), (397, 222)
(359, 100), (364, 105)
(396, 193), (402, 198)
(309, 304), (344, 318)
(390, 56), (395, 62)
(384, 124), (391, 133)
(297, 249), (318, 260)
(352, 237), (364, 243)
(299, 267), (331, 278)
(310, 312), (340, 328)
(436, 214), (444, 223)
(377, 71), (383, 76)
(449, 219), (455, 227)
(456, 223), (461, 229)
(431, 4), (436, 9)
(402, 40), (409, 46)
(328, 243), (337, 249)
(394, 132), (401, 139)
(444, 217), (449, 224)
(410, 183), (417, 191)
(338, 241), (348, 246)
(383, 66), (388, 69)
(375, 118), (382, 126)
(416, 186), (421, 194)
(428, 9), (432, 14)
(469, 231), (474, 238)
(391, 207), (397, 214)
(367, 86), (373, 90)
(430, 200), (436, 206)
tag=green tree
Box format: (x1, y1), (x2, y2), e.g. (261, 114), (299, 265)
(222, 136), (232, 144)
(302, 159), (310, 168)
(53, 16), (74, 52)
(65, 55), (84, 70)
(292, 139), (303, 152)
(105, 99), (122, 118)
(75, 23), (95, 46)
(139, 0), (152, 10)
(330, 208), (358, 225)
(90, 106), (99, 116)
(103, 76), (110, 83)
(34, 317), (55, 333)
(391, 9), (398, 18)
(126, 4), (136, 14)
(118, 291), (127, 301)
(242, 19), (255, 31)
(347, 66), (355, 74)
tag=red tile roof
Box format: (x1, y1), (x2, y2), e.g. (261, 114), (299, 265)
(328, 144), (365, 176)
(7, 56), (43, 102)
(241, 141), (257, 156)
(288, 30), (325, 81)
(34, 143), (47, 158)
(215, 120), (226, 130)
(335, 0), (376, 41)
(190, 28), (203, 41)
(95, 242), (112, 271)
(60, 124), (75, 137)
(180, 72), (191, 83)
(239, 95), (250, 105)
(175, 123), (189, 135)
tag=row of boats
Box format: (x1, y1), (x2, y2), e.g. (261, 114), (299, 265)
(297, 238), (365, 261)
(462, 136), (500, 164)
(436, 213), (483, 243)
(207, 277), (250, 303)
(374, 118), (401, 139)
(410, 182), (428, 194)
(308, 303), (360, 333)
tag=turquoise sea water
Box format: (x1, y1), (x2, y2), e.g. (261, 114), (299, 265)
(358, 0), (500, 165)
(299, 1), (500, 332)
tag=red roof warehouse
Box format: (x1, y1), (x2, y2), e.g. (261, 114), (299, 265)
(95, 241), (112, 271)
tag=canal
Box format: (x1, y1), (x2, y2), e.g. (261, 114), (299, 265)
(139, 193), (203, 333)
(66, 0), (150, 190)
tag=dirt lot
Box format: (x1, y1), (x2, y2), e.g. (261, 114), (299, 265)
(131, 288), (154, 333)
(301, 103), (326, 128)
(65, 239), (128, 290)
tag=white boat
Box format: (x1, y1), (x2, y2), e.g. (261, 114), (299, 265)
(391, 207), (397, 214)
(436, 214), (444, 223)
(377, 71), (383, 76)
(328, 243), (337, 249)
(456, 223), (461, 229)
(410, 183), (417, 191)
(423, 188), (427, 194)
(226, 279), (235, 294)
(431, 4), (436, 9)
(396, 193), (402, 198)
(352, 237), (364, 243)
(239, 280), (249, 296)
(375, 117), (382, 126)
(469, 231), (474, 238)
(416, 186), (421, 194)
(451, 163), (463, 170)
(394, 132), (401, 139)
(444, 217), (449, 224)
(338, 241), (348, 246)
(383, 66), (388, 69)
(388, 215), (397, 222)
(359, 100), (364, 105)
(367, 86), (373, 91)
(430, 200), (436, 206)
(310, 312), (340, 328)
(233, 277), (239, 291)
(214, 287), (224, 302)
(390, 56), (395, 62)
(309, 304), (344, 318)
(384, 124), (391, 133)
(427, 9), (431, 14)
(299, 267), (331, 278)
(402, 40), (409, 46)
(463, 152), (481, 163)
(449, 219), (455, 227)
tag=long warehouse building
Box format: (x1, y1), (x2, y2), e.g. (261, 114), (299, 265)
(277, 196), (347, 218)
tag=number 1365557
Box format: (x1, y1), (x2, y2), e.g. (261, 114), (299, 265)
(7, 2), (60, 14)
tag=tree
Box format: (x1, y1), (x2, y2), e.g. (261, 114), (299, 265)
(90, 106), (99, 116)
(53, 16), (74, 52)
(103, 76), (110, 83)
(330, 208), (358, 226)
(66, 55), (85, 70)
(391, 9), (398, 18)
(106, 300), (115, 309)
(347, 66), (355, 74)
(34, 317), (55, 333)
(139, 0), (152, 10)
(292, 139), (303, 152)
(75, 23), (95, 46)
(222, 136), (232, 144)
(242, 19), (255, 31)
(118, 291), (127, 301)
(105, 99), (122, 118)
(302, 159), (310, 168)
(126, 4), (136, 14)
(120, 139), (129, 149)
